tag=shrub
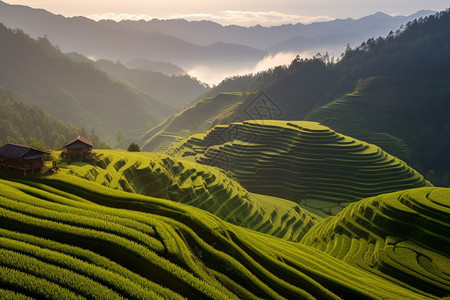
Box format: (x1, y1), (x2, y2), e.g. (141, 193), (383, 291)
(127, 143), (140, 152)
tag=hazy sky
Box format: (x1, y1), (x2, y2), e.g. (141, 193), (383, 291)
(4, 0), (449, 26)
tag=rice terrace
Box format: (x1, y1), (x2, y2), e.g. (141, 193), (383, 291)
(0, 1), (449, 299)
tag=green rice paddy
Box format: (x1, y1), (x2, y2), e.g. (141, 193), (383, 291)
(140, 93), (244, 153)
(171, 120), (431, 217)
(0, 175), (443, 299)
(301, 187), (450, 297)
(0, 122), (447, 299)
(53, 150), (318, 242)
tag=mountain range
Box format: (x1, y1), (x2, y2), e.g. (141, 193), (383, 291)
(0, 0), (435, 73)
(121, 11), (433, 52)
(64, 53), (208, 108)
(0, 1), (264, 70)
(0, 24), (173, 144)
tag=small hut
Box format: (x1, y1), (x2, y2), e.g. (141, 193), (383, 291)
(62, 136), (93, 160)
(0, 143), (49, 175)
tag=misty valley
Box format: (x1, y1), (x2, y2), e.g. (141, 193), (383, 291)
(0, 1), (449, 299)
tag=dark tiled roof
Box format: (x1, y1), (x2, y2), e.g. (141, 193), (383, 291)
(24, 154), (46, 160)
(0, 143), (49, 159)
(63, 136), (94, 148)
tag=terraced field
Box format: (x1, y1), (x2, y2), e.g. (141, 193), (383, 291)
(56, 150), (318, 242)
(305, 76), (448, 163)
(301, 187), (450, 297)
(0, 176), (440, 299)
(170, 120), (431, 217)
(140, 93), (244, 153)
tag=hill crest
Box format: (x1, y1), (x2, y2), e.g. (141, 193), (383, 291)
(170, 120), (431, 216)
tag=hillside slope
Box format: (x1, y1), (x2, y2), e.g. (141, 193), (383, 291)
(125, 58), (184, 75)
(56, 150), (317, 242)
(306, 76), (450, 185)
(0, 24), (173, 142)
(301, 187), (450, 297)
(0, 175), (438, 299)
(0, 87), (109, 149)
(140, 93), (244, 152)
(95, 59), (208, 107)
(170, 120), (431, 217)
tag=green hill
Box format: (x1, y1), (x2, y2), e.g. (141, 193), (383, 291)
(0, 87), (108, 149)
(306, 76), (450, 186)
(0, 24), (173, 142)
(140, 93), (244, 152)
(65, 54), (209, 108)
(301, 187), (450, 297)
(55, 150), (317, 242)
(137, 72), (260, 153)
(125, 58), (185, 75)
(237, 10), (450, 123)
(0, 173), (439, 299)
(170, 120), (431, 217)
(95, 59), (209, 108)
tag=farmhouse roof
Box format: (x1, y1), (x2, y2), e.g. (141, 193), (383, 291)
(63, 136), (94, 148)
(0, 143), (49, 159)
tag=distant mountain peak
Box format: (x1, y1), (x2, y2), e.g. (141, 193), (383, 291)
(408, 9), (437, 18)
(373, 11), (390, 17)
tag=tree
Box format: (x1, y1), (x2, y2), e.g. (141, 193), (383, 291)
(116, 130), (125, 148)
(26, 137), (46, 150)
(53, 134), (67, 150)
(127, 143), (140, 152)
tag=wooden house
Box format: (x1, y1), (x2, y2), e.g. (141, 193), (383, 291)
(62, 136), (93, 160)
(0, 143), (49, 175)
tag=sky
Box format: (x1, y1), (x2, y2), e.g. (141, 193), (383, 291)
(4, 0), (450, 26)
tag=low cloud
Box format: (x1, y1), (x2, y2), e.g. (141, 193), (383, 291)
(187, 66), (247, 87)
(89, 11), (334, 26)
(188, 51), (311, 85)
(172, 10), (334, 26)
(251, 51), (299, 73)
(88, 13), (157, 21)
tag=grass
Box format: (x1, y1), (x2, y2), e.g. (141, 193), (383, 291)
(0, 175), (439, 299)
(301, 187), (450, 297)
(170, 120), (431, 217)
